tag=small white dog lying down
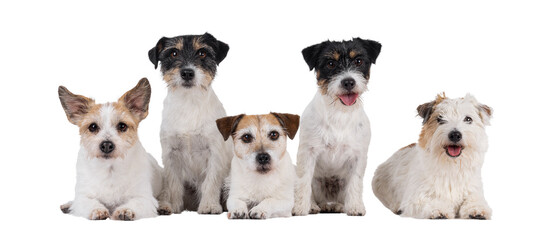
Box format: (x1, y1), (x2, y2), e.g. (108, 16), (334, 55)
(216, 113), (299, 219)
(372, 93), (493, 219)
(58, 78), (163, 220)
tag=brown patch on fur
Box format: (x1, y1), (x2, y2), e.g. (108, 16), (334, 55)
(418, 93), (448, 149)
(317, 78), (329, 95)
(400, 143), (416, 151)
(193, 36), (210, 52)
(216, 114), (245, 140)
(175, 38), (184, 51)
(163, 68), (180, 87)
(332, 51), (340, 61)
(118, 78), (151, 122)
(478, 104), (492, 123)
(270, 112), (300, 139)
(349, 50), (358, 58)
(234, 115), (259, 134)
(90, 208), (109, 220)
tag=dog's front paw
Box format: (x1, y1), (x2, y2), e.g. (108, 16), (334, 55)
(158, 201), (172, 215)
(292, 201), (310, 216)
(459, 204), (492, 220)
(345, 202), (366, 216)
(309, 202), (321, 214)
(197, 202), (223, 214)
(249, 207), (268, 220)
(60, 202), (72, 214)
(227, 208), (249, 219)
(89, 208), (109, 220)
(427, 209), (454, 219)
(112, 208), (135, 221)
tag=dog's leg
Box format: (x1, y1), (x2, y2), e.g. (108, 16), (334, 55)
(60, 201), (72, 214)
(70, 197), (109, 220)
(226, 197), (248, 219)
(159, 136), (188, 214)
(400, 195), (455, 219)
(250, 198), (293, 219)
(344, 155), (368, 216)
(112, 196), (158, 221)
(458, 192), (492, 220)
(292, 146), (318, 216)
(197, 149), (226, 214)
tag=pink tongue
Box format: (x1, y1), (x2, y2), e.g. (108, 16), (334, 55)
(338, 93), (359, 106)
(447, 146), (462, 157)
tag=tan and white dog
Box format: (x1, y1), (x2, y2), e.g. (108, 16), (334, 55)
(216, 113), (299, 219)
(372, 93), (493, 219)
(58, 78), (163, 220)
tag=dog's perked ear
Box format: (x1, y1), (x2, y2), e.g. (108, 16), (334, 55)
(202, 32), (229, 65)
(148, 37), (168, 69)
(478, 104), (493, 125)
(270, 112), (300, 139)
(354, 38), (382, 64)
(302, 42), (326, 71)
(58, 86), (95, 125)
(216, 114), (245, 141)
(119, 78), (151, 122)
(417, 100), (435, 125)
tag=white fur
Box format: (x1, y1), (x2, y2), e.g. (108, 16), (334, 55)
(293, 72), (371, 216)
(159, 86), (233, 214)
(372, 94), (492, 219)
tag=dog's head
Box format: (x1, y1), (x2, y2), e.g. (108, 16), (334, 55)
(58, 78), (151, 160)
(417, 93), (492, 160)
(302, 38), (381, 107)
(148, 33), (229, 90)
(216, 113), (300, 174)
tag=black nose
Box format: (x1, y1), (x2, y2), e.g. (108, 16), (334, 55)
(341, 78), (356, 91)
(448, 130), (462, 143)
(256, 153), (270, 165)
(180, 69), (195, 81)
(100, 141), (115, 154)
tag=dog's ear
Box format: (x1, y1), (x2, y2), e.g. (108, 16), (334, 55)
(302, 42), (325, 71)
(417, 100), (436, 125)
(216, 114), (245, 141)
(271, 112), (300, 140)
(202, 32), (229, 65)
(58, 86), (95, 125)
(119, 78), (151, 122)
(354, 38), (382, 64)
(148, 37), (168, 69)
(478, 104), (493, 125)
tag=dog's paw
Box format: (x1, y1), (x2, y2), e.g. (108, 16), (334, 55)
(309, 202), (321, 214)
(292, 201), (310, 216)
(459, 205), (492, 220)
(227, 208), (249, 219)
(89, 208), (109, 220)
(157, 202), (173, 215)
(197, 203), (223, 214)
(345, 203), (366, 216)
(112, 208), (135, 221)
(60, 202), (72, 214)
(320, 202), (344, 213)
(249, 207), (268, 220)
(428, 209), (453, 220)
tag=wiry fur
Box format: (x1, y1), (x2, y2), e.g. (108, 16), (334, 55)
(293, 38), (381, 216)
(149, 33), (233, 214)
(58, 78), (163, 220)
(372, 93), (493, 219)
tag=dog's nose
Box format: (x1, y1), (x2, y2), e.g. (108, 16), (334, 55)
(448, 130), (462, 143)
(256, 153), (270, 165)
(341, 78), (356, 91)
(100, 141), (115, 154)
(180, 69), (195, 81)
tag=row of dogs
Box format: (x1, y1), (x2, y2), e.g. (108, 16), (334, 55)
(58, 33), (492, 220)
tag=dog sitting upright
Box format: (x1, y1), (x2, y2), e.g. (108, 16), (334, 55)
(216, 113), (299, 219)
(372, 93), (493, 219)
(58, 78), (163, 220)
(148, 33), (233, 214)
(293, 38), (381, 216)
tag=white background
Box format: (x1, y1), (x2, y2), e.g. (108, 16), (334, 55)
(1, 0), (539, 239)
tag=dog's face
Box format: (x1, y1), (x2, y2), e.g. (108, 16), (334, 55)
(148, 33), (229, 90)
(302, 38), (381, 107)
(417, 93), (492, 159)
(58, 78), (151, 160)
(216, 113), (300, 174)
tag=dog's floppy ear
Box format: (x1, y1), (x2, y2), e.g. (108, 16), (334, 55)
(478, 104), (493, 125)
(58, 86), (95, 125)
(302, 42), (325, 71)
(202, 32), (229, 65)
(271, 112), (300, 139)
(148, 37), (168, 69)
(119, 78), (151, 122)
(216, 114), (245, 141)
(354, 38), (382, 64)
(417, 100), (436, 125)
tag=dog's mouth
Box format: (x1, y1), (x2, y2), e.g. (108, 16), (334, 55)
(337, 93), (359, 106)
(256, 164), (271, 174)
(445, 145), (463, 158)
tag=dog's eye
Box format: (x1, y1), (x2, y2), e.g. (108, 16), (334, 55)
(170, 50), (178, 58)
(269, 131), (280, 141)
(327, 60), (336, 69)
(464, 116), (473, 124)
(354, 57), (363, 66)
(241, 134), (253, 143)
(88, 123), (99, 133)
(197, 49), (207, 59)
(117, 122), (128, 132)
(437, 116), (446, 125)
